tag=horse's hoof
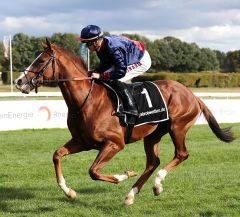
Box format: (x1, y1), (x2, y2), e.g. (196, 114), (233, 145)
(124, 195), (134, 205)
(67, 188), (77, 201)
(125, 170), (137, 178)
(153, 184), (163, 196)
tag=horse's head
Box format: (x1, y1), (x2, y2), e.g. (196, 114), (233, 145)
(15, 38), (58, 94)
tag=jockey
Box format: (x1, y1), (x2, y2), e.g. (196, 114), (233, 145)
(79, 24), (152, 117)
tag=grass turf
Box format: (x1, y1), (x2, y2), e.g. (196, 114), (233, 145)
(0, 124), (239, 217)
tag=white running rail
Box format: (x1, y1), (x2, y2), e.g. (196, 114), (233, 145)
(0, 92), (62, 97)
(0, 92), (240, 98)
(194, 92), (240, 98)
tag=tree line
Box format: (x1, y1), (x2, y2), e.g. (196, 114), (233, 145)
(0, 32), (240, 73)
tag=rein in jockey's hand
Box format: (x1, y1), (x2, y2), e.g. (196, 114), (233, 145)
(88, 70), (102, 79)
(87, 70), (96, 77)
(91, 72), (101, 79)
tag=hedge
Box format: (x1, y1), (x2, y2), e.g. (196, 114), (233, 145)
(132, 72), (240, 88)
(2, 71), (240, 88)
(1, 71), (21, 85)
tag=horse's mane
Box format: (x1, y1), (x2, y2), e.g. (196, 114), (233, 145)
(52, 44), (88, 75)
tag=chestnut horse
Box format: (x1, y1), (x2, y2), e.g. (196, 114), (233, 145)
(15, 39), (235, 205)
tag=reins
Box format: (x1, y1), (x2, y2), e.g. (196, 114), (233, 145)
(78, 79), (95, 111)
(39, 77), (95, 111)
(38, 76), (92, 84)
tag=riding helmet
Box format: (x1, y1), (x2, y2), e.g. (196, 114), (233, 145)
(79, 25), (103, 42)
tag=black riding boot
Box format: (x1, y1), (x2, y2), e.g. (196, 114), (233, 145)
(110, 80), (138, 116)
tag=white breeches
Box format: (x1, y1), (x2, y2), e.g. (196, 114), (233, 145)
(105, 50), (152, 82)
(121, 50), (152, 82)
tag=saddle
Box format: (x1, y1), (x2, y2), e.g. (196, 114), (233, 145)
(102, 81), (169, 144)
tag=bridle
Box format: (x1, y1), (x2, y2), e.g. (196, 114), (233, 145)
(22, 49), (94, 110)
(23, 50), (92, 89)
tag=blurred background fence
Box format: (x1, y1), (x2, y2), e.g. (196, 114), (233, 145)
(0, 92), (239, 131)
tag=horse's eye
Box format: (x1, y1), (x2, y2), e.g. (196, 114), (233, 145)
(38, 59), (45, 64)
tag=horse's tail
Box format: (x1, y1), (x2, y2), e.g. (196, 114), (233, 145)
(196, 97), (235, 143)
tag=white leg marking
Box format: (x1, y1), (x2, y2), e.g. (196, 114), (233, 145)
(155, 169), (168, 187)
(153, 169), (168, 195)
(114, 174), (128, 182)
(59, 176), (70, 195)
(58, 175), (77, 200)
(114, 171), (137, 182)
(124, 187), (138, 205)
(127, 187), (138, 197)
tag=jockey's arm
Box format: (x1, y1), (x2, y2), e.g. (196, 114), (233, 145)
(100, 49), (127, 80)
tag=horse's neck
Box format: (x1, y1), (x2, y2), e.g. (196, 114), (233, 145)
(57, 53), (90, 110)
(59, 77), (91, 112)
(59, 55), (87, 80)
(59, 82), (75, 109)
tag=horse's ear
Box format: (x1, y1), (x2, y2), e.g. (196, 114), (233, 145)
(45, 38), (52, 50)
(42, 38), (52, 50)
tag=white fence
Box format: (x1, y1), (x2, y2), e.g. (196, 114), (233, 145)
(0, 92), (239, 131)
(194, 92), (240, 98)
(195, 99), (240, 124)
(0, 100), (67, 131)
(1, 92), (240, 98)
(0, 92), (62, 97)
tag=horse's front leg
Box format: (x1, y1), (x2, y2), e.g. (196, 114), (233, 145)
(89, 141), (136, 183)
(53, 138), (83, 200)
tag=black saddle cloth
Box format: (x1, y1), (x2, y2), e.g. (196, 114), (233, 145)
(130, 81), (169, 126)
(103, 81), (169, 126)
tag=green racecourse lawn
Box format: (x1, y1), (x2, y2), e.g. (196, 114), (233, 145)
(0, 124), (239, 217)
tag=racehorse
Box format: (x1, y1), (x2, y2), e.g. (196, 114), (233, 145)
(14, 39), (235, 205)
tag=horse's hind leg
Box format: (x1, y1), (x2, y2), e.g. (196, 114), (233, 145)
(53, 138), (84, 200)
(153, 126), (189, 196)
(125, 130), (165, 205)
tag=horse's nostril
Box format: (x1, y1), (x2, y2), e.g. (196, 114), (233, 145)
(17, 79), (22, 85)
